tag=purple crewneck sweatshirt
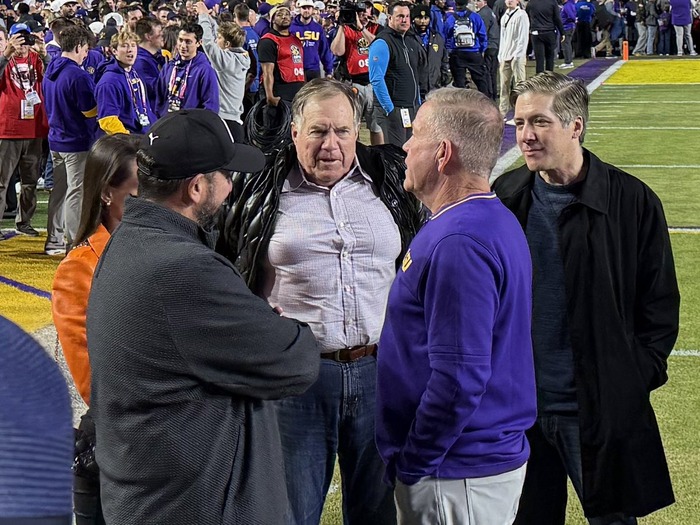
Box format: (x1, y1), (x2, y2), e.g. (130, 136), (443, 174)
(376, 193), (537, 486)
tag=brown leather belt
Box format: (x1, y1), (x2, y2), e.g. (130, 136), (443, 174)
(321, 344), (377, 363)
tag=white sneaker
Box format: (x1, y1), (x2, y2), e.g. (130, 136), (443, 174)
(36, 177), (45, 190)
(560, 63), (575, 69)
(691, 52), (699, 56)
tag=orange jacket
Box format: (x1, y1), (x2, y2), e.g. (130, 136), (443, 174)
(51, 224), (110, 404)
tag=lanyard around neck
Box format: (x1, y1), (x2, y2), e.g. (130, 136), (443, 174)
(168, 57), (192, 101)
(124, 69), (148, 116)
(10, 56), (36, 92)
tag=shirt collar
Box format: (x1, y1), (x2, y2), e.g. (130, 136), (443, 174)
(282, 156), (371, 192)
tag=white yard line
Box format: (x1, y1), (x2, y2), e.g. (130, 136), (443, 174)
(586, 61), (625, 92)
(595, 126), (700, 130)
(669, 228), (700, 234)
(617, 164), (700, 169)
(671, 350), (700, 357)
(593, 100), (700, 104)
(600, 82), (700, 86)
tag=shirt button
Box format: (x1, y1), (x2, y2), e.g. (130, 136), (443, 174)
(344, 285), (352, 292)
(342, 251), (349, 258)
(339, 222), (346, 228)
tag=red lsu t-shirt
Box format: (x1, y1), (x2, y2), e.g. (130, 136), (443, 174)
(0, 52), (49, 139)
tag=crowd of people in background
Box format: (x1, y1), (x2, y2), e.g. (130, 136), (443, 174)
(1, 0), (698, 254)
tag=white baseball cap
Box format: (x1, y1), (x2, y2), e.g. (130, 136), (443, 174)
(89, 21), (104, 35)
(103, 12), (125, 27)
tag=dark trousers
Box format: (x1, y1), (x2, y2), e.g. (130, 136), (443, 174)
(74, 475), (106, 525)
(305, 69), (322, 80)
(532, 31), (558, 73)
(483, 48), (499, 100)
(373, 105), (416, 148)
(562, 29), (575, 62)
(576, 21), (593, 57)
(449, 50), (490, 95)
(658, 29), (671, 54)
(224, 119), (246, 144)
(515, 416), (638, 525)
(3, 170), (18, 216)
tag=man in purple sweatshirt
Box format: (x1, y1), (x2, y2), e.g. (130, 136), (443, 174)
(133, 17), (165, 111)
(376, 88), (536, 523)
(156, 22), (219, 116)
(43, 25), (97, 253)
(290, 0), (334, 79)
(94, 30), (157, 134)
(45, 17), (103, 78)
(558, 0), (577, 67)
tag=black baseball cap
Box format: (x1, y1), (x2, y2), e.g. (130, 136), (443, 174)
(411, 5), (429, 18)
(139, 109), (266, 179)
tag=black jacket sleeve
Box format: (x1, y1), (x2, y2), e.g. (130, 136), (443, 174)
(633, 188), (680, 391)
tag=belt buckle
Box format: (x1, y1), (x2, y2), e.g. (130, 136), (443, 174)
(334, 349), (343, 362)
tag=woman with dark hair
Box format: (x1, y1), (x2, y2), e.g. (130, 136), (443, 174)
(51, 134), (139, 525)
(53, 134), (139, 400)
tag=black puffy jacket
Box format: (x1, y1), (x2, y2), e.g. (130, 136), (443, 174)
(218, 142), (426, 294)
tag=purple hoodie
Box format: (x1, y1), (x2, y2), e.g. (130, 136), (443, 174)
(156, 51), (219, 118)
(669, 0), (692, 25)
(46, 42), (104, 78)
(43, 56), (97, 152)
(561, 0), (577, 31)
(290, 15), (334, 74)
(95, 58), (158, 134)
(254, 17), (270, 37)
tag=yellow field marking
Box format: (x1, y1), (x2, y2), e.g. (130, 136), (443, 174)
(0, 235), (59, 331)
(605, 60), (700, 84)
(0, 283), (54, 332)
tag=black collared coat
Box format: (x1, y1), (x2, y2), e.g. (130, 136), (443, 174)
(492, 149), (679, 518)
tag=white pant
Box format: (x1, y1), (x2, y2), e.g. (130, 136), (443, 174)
(675, 24), (695, 55)
(394, 463), (527, 525)
(499, 57), (527, 116)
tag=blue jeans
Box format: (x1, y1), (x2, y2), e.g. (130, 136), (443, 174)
(646, 25), (658, 55)
(658, 29), (671, 55)
(276, 356), (395, 525)
(515, 415), (637, 525)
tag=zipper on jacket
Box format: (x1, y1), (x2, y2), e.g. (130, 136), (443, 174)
(400, 34), (419, 107)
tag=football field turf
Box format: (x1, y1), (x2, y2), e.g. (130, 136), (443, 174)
(0, 59), (698, 524)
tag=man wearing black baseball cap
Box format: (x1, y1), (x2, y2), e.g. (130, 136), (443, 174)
(86, 108), (320, 525)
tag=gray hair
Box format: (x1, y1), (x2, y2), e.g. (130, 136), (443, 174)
(423, 88), (504, 179)
(291, 78), (362, 130)
(511, 71), (589, 144)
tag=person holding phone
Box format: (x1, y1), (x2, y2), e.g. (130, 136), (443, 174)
(0, 22), (48, 240)
(330, 1), (384, 144)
